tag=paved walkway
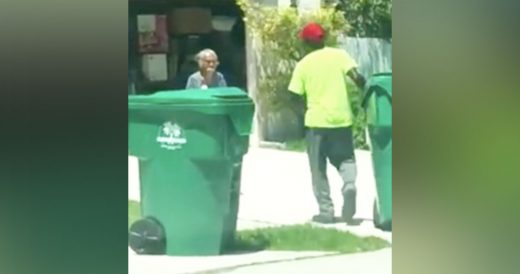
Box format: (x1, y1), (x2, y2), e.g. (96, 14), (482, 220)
(129, 250), (336, 274)
(128, 146), (391, 274)
(219, 248), (392, 274)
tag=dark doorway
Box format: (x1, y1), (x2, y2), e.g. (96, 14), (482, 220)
(129, 0), (246, 94)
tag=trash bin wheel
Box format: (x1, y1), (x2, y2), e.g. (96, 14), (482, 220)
(129, 217), (166, 255)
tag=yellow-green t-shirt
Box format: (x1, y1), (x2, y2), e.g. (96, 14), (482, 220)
(288, 47), (358, 128)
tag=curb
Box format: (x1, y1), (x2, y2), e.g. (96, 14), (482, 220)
(182, 252), (339, 274)
(257, 141), (286, 150)
(185, 248), (392, 274)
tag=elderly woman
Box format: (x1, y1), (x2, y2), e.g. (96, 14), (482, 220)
(185, 49), (227, 89)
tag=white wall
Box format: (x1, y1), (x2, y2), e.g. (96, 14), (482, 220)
(339, 37), (393, 77)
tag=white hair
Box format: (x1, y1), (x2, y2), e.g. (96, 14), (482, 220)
(195, 48), (218, 61)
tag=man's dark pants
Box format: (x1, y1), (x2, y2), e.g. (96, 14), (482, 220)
(305, 126), (357, 219)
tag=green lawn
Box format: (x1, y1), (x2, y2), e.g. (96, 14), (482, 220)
(128, 200), (389, 253)
(235, 224), (390, 253)
(128, 200), (140, 229)
(283, 139), (307, 152)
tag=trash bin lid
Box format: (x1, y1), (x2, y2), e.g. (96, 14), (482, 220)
(128, 87), (252, 106)
(128, 87), (255, 136)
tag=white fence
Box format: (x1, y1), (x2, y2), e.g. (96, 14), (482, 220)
(339, 37), (392, 77)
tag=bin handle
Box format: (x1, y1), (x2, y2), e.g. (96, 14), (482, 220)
(361, 86), (392, 109)
(212, 95), (249, 100)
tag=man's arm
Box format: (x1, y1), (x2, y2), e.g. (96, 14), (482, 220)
(347, 68), (366, 91)
(339, 50), (365, 90)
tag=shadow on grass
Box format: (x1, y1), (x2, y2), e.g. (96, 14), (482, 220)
(129, 200), (390, 255)
(230, 224), (390, 254)
(222, 234), (270, 255)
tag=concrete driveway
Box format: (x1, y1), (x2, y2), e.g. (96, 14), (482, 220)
(128, 146), (391, 274)
(130, 146), (389, 238)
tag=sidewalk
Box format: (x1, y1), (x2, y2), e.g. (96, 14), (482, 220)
(218, 248), (391, 274)
(129, 250), (336, 274)
(128, 146), (391, 274)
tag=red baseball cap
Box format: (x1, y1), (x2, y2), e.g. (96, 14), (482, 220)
(299, 22), (325, 43)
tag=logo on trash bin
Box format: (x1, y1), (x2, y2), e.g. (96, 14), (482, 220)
(156, 122), (187, 150)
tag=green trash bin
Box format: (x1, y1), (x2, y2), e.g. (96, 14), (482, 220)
(362, 72), (392, 231)
(128, 87), (255, 256)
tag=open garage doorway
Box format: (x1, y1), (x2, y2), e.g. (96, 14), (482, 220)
(129, 0), (246, 94)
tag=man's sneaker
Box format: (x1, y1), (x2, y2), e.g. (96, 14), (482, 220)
(311, 214), (335, 224)
(341, 190), (357, 223)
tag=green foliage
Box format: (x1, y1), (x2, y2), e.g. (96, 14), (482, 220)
(284, 139), (308, 152)
(237, 0), (368, 149)
(129, 201), (390, 253)
(128, 200), (140, 228)
(347, 80), (370, 150)
(335, 0), (392, 39)
(237, 0), (349, 110)
(236, 224), (390, 252)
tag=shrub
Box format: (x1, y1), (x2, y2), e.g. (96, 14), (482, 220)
(335, 0), (392, 39)
(238, 0), (368, 149)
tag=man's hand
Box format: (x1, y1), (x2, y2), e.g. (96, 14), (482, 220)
(347, 68), (366, 91)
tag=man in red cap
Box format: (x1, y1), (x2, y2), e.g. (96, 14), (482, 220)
(289, 22), (366, 225)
